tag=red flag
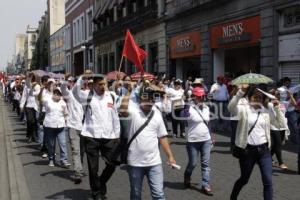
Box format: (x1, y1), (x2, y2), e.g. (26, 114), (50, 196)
(122, 30), (148, 72)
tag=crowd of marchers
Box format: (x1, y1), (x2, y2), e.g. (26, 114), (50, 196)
(1, 71), (300, 200)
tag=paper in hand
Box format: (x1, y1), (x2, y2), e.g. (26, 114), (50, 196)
(257, 88), (276, 100)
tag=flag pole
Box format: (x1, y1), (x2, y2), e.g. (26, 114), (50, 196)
(115, 55), (124, 80)
(118, 56), (124, 72)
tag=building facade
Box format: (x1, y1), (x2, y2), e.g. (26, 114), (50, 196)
(14, 34), (26, 73)
(65, 0), (95, 76)
(93, 0), (167, 75)
(50, 26), (66, 73)
(24, 26), (38, 71)
(165, 0), (300, 84)
(31, 13), (49, 70)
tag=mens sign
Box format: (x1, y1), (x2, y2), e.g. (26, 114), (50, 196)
(210, 16), (260, 49)
(170, 31), (201, 59)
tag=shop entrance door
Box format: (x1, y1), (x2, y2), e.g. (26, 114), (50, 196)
(225, 46), (260, 78)
(182, 57), (201, 80)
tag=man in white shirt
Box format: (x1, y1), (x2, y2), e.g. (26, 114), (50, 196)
(120, 85), (176, 200)
(209, 75), (230, 133)
(73, 75), (120, 200)
(20, 73), (41, 143)
(61, 76), (85, 183)
(278, 77), (299, 144)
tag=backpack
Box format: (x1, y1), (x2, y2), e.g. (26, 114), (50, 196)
(82, 90), (115, 124)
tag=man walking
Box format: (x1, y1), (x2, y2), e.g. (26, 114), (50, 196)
(120, 84), (176, 200)
(73, 74), (120, 200)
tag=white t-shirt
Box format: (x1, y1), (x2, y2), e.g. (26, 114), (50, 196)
(43, 97), (67, 128)
(210, 83), (229, 101)
(186, 105), (211, 143)
(247, 108), (268, 145)
(127, 105), (168, 167)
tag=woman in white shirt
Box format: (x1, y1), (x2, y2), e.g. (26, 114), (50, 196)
(20, 73), (41, 143)
(182, 87), (213, 196)
(228, 85), (285, 200)
(43, 88), (69, 167)
(269, 90), (290, 169)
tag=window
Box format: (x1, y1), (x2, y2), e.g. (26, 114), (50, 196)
(81, 16), (85, 41)
(98, 55), (102, 73)
(89, 48), (93, 66)
(283, 7), (300, 28)
(103, 54), (108, 73)
(109, 53), (115, 72)
(87, 10), (93, 38)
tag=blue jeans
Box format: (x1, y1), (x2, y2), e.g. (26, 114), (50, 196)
(44, 127), (68, 163)
(184, 140), (211, 188)
(127, 164), (165, 200)
(231, 144), (273, 200)
(286, 111), (299, 144)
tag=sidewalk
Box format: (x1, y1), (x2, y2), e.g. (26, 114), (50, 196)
(0, 96), (31, 200)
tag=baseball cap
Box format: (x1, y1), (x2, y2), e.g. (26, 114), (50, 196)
(192, 87), (205, 97)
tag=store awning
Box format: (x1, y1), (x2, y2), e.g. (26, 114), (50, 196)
(94, 0), (123, 20)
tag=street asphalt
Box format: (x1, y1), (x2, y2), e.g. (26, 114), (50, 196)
(1, 98), (300, 200)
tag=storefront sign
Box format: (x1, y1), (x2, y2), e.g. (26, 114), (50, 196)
(98, 43), (111, 54)
(210, 16), (260, 49)
(170, 31), (201, 59)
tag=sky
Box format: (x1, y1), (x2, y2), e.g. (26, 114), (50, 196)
(0, 0), (47, 71)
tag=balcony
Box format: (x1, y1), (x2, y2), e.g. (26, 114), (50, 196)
(169, 0), (228, 18)
(93, 4), (159, 43)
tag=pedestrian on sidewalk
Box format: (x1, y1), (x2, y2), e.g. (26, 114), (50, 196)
(73, 74), (120, 200)
(61, 75), (84, 184)
(181, 87), (213, 196)
(119, 84), (176, 200)
(20, 73), (41, 143)
(228, 85), (286, 200)
(43, 88), (70, 168)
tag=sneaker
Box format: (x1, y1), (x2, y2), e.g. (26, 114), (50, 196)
(61, 161), (71, 168)
(279, 164), (288, 170)
(48, 160), (55, 167)
(42, 153), (48, 159)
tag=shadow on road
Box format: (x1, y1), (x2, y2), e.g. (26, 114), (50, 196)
(164, 181), (185, 190)
(272, 168), (298, 175)
(45, 189), (91, 200)
(40, 170), (74, 182)
(23, 160), (49, 166)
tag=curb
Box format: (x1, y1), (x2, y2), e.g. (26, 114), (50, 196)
(1, 100), (31, 200)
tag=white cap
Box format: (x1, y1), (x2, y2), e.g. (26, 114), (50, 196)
(67, 76), (75, 81)
(47, 78), (56, 83)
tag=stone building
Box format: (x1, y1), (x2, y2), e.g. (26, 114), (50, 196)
(65, 0), (95, 76)
(24, 26), (38, 71)
(50, 26), (66, 73)
(165, 0), (300, 84)
(93, 0), (167, 75)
